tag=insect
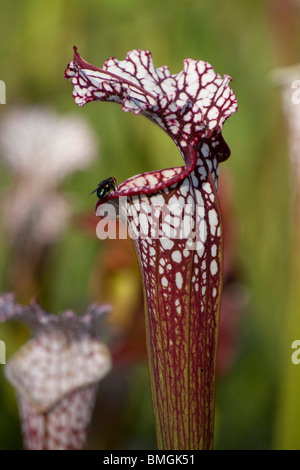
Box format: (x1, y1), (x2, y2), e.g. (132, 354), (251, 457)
(89, 177), (117, 200)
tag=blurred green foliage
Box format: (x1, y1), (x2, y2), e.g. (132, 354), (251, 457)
(0, 0), (299, 450)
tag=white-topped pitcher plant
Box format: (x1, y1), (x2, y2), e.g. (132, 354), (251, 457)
(65, 47), (237, 450)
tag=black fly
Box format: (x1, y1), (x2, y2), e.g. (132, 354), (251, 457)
(89, 177), (117, 200)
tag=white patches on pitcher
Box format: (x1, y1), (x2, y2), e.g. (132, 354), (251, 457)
(208, 208), (218, 236)
(171, 250), (182, 263)
(149, 246), (156, 257)
(196, 241), (205, 258)
(162, 221), (173, 238)
(197, 204), (205, 218)
(199, 219), (207, 243)
(207, 106), (219, 121)
(150, 193), (165, 206)
(160, 238), (174, 250)
(168, 199), (184, 215)
(201, 142), (210, 158)
(145, 174), (159, 185)
(210, 259), (218, 276)
(139, 213), (149, 236)
(180, 181), (190, 197)
(202, 182), (212, 194)
(211, 244), (217, 257)
(175, 272), (183, 290)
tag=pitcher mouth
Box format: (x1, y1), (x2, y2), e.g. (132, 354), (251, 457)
(65, 47), (237, 212)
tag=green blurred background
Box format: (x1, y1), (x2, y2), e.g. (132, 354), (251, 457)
(0, 0), (300, 450)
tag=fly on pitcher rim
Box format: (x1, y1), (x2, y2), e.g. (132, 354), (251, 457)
(89, 176), (117, 200)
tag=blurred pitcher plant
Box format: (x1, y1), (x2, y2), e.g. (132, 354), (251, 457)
(65, 47), (237, 449)
(0, 106), (98, 300)
(0, 293), (111, 450)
